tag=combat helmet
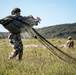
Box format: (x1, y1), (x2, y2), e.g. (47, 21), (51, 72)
(11, 8), (21, 15)
(68, 36), (72, 40)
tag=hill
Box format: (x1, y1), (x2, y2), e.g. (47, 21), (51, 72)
(0, 23), (76, 39)
(36, 23), (76, 39)
(0, 32), (8, 38)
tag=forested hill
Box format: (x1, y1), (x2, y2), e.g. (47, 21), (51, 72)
(36, 23), (76, 39)
(0, 23), (76, 39)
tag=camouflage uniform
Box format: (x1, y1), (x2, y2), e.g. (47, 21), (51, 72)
(66, 36), (74, 48)
(66, 40), (74, 48)
(0, 8), (41, 61)
(8, 33), (23, 61)
(0, 8), (24, 61)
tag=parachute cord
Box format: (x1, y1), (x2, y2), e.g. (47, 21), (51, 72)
(35, 33), (67, 63)
(32, 28), (76, 63)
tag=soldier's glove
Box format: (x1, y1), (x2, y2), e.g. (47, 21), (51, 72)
(35, 17), (41, 25)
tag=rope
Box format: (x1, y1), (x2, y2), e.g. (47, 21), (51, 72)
(32, 28), (76, 63)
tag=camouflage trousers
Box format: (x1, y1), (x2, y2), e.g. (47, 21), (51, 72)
(8, 33), (23, 61)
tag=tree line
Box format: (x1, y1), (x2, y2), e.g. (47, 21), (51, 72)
(0, 23), (76, 39)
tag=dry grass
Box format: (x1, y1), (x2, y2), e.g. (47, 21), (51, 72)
(0, 38), (76, 75)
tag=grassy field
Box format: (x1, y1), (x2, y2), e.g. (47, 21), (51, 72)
(0, 38), (76, 75)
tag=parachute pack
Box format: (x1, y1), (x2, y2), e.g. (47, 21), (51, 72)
(0, 16), (26, 33)
(0, 15), (41, 33)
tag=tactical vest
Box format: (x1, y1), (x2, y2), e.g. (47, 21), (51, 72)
(1, 16), (27, 33)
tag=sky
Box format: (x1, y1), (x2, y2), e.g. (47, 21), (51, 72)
(0, 0), (76, 32)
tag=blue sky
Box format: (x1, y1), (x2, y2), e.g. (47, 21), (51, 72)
(0, 0), (76, 32)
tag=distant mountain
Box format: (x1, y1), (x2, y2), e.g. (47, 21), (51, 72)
(36, 23), (76, 39)
(0, 32), (8, 38)
(0, 23), (76, 39)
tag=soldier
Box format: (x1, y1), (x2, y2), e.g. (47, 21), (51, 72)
(0, 8), (26, 61)
(0, 7), (41, 61)
(6, 8), (23, 61)
(66, 36), (74, 49)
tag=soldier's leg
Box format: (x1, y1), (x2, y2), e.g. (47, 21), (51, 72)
(8, 33), (19, 60)
(8, 43), (19, 60)
(18, 50), (23, 61)
(8, 49), (19, 60)
(17, 42), (23, 61)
